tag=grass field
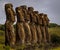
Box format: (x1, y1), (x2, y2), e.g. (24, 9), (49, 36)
(52, 47), (60, 50)
(0, 30), (5, 50)
(49, 27), (60, 36)
(49, 27), (60, 50)
(0, 27), (60, 50)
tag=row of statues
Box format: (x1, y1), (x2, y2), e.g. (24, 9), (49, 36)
(5, 3), (50, 47)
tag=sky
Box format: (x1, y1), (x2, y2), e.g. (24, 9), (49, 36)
(0, 0), (60, 25)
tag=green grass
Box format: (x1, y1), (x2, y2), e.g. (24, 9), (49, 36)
(0, 30), (5, 50)
(0, 27), (60, 50)
(50, 47), (60, 50)
(49, 27), (60, 36)
(49, 27), (60, 50)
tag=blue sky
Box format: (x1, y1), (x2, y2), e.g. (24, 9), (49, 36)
(0, 0), (60, 25)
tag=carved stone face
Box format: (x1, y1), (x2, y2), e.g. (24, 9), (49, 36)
(32, 11), (39, 24)
(25, 14), (31, 22)
(16, 7), (25, 22)
(29, 12), (37, 23)
(20, 5), (27, 10)
(39, 13), (43, 19)
(28, 7), (34, 11)
(33, 12), (43, 25)
(20, 6), (27, 15)
(5, 4), (13, 11)
(20, 6), (31, 22)
(33, 11), (38, 14)
(5, 5), (15, 22)
(43, 14), (49, 21)
(43, 14), (50, 26)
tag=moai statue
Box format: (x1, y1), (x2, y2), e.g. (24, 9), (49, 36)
(43, 14), (50, 43)
(15, 7), (25, 45)
(20, 5), (32, 45)
(39, 13), (47, 43)
(28, 7), (37, 44)
(5, 3), (16, 46)
(28, 7), (34, 16)
(33, 11), (42, 44)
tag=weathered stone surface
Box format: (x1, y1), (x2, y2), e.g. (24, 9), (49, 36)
(20, 5), (27, 9)
(38, 13), (47, 43)
(30, 23), (37, 44)
(16, 22), (25, 45)
(28, 9), (38, 44)
(31, 11), (37, 23)
(15, 7), (25, 22)
(20, 6), (32, 45)
(5, 3), (15, 46)
(23, 22), (31, 44)
(43, 14), (50, 26)
(28, 7), (34, 16)
(43, 14), (50, 43)
(36, 25), (42, 44)
(33, 11), (42, 44)
(5, 4), (50, 47)
(5, 4), (15, 22)
(28, 7), (34, 11)
(38, 13), (43, 25)
(5, 21), (10, 45)
(15, 7), (25, 45)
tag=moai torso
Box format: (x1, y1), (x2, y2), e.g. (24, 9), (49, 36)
(15, 7), (25, 45)
(5, 3), (15, 46)
(43, 14), (50, 43)
(20, 6), (32, 45)
(38, 13), (47, 43)
(33, 11), (42, 44)
(38, 13), (43, 25)
(28, 7), (37, 44)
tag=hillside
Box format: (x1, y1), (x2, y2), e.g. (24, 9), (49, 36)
(0, 23), (60, 50)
